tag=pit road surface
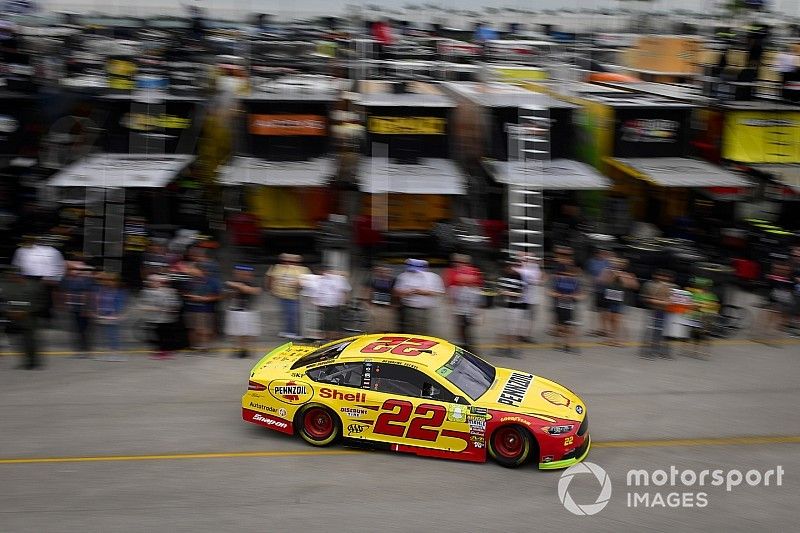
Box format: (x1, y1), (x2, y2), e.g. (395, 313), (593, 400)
(1, 339), (798, 532)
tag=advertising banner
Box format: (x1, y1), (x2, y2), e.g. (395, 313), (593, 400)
(367, 116), (446, 135)
(722, 111), (800, 163)
(248, 114), (327, 136)
(613, 108), (691, 158)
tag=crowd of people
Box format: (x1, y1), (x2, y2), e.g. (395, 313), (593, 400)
(2, 233), (800, 370)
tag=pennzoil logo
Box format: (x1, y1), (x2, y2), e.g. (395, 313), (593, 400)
(498, 372), (533, 407)
(269, 379), (314, 405)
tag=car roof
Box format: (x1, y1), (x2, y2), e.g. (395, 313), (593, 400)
(334, 334), (457, 371)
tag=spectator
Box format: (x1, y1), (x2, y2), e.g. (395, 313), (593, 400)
(443, 254), (483, 352)
(183, 263), (221, 353)
(365, 265), (395, 333)
(686, 277), (720, 358)
(550, 263), (584, 354)
(224, 265), (262, 358)
(140, 274), (181, 360)
(314, 266), (352, 341)
(586, 248), (613, 337)
(640, 269), (676, 359)
(599, 257), (639, 347)
(265, 254), (310, 339)
(141, 240), (171, 281)
(393, 259), (444, 336)
(299, 267), (322, 340)
(517, 253), (543, 343)
(187, 245), (222, 336)
(11, 234), (65, 322)
(756, 262), (795, 345)
(94, 272), (127, 361)
(1, 265), (44, 369)
(496, 259), (527, 357)
(791, 246), (800, 332)
(60, 260), (95, 355)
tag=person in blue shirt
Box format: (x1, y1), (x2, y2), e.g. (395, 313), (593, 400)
(550, 263), (584, 354)
(184, 263), (222, 353)
(60, 261), (96, 354)
(94, 272), (126, 361)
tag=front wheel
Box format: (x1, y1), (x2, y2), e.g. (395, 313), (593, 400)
(297, 405), (341, 447)
(489, 425), (534, 468)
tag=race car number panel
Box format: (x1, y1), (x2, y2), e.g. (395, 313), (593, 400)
(360, 337), (439, 356)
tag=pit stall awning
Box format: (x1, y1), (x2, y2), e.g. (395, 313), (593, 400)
(358, 158), (466, 195)
(485, 158), (611, 190)
(604, 157), (752, 188)
(749, 164), (800, 198)
(48, 153), (195, 188)
(217, 156), (334, 187)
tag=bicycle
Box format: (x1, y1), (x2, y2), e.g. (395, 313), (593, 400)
(708, 304), (751, 339)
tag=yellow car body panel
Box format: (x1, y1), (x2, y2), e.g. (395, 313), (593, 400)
(242, 335), (590, 468)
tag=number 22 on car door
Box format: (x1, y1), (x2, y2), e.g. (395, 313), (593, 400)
(359, 362), (470, 452)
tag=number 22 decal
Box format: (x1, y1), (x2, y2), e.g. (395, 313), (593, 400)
(373, 399), (446, 441)
(361, 336), (439, 356)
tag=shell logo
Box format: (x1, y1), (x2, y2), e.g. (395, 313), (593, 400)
(541, 390), (571, 407)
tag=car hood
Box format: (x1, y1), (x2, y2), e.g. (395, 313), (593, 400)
(476, 367), (585, 422)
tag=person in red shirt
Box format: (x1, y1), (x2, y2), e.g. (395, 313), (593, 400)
(443, 254), (484, 352)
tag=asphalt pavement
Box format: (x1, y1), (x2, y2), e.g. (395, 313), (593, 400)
(0, 292), (799, 532)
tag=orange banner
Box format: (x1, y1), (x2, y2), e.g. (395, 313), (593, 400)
(248, 114), (327, 136)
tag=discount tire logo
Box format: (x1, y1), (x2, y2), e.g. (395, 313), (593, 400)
(558, 462), (612, 516)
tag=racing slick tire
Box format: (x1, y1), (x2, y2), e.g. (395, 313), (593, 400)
(297, 404), (342, 447)
(488, 425), (535, 468)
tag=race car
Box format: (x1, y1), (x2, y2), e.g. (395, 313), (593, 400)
(242, 334), (590, 469)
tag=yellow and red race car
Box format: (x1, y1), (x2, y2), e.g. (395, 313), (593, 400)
(242, 334), (590, 469)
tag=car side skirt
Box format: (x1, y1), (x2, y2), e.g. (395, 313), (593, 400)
(242, 407), (294, 435)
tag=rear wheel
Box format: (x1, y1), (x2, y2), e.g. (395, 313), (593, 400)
(297, 405), (341, 447)
(489, 425), (534, 468)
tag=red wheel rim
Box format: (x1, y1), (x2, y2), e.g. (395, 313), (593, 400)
(493, 427), (523, 458)
(304, 408), (333, 439)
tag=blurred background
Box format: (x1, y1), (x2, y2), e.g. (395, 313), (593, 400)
(0, 0), (798, 347)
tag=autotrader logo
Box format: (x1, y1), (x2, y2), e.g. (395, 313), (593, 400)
(558, 462), (613, 516)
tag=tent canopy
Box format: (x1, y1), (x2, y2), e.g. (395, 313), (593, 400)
(49, 153), (195, 188)
(606, 157), (752, 188)
(218, 156), (333, 187)
(358, 157), (465, 195)
(487, 158), (611, 189)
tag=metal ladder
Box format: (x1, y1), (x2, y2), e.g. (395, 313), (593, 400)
(507, 105), (549, 258)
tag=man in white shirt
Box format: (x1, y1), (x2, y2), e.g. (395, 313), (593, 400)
(517, 253), (543, 343)
(393, 259), (445, 335)
(12, 236), (65, 321)
(314, 267), (352, 340)
(12, 237), (65, 280)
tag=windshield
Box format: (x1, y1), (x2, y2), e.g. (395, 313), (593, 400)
(437, 348), (496, 400)
(290, 341), (352, 370)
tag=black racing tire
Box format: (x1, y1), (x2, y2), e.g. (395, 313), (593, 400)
(488, 425), (535, 468)
(296, 404), (341, 447)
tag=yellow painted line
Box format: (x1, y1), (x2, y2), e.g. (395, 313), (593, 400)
(593, 435), (800, 449)
(1, 436), (798, 465)
(2, 337), (798, 357)
(0, 449), (359, 465)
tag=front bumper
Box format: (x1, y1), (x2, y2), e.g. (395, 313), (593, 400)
(538, 434), (591, 470)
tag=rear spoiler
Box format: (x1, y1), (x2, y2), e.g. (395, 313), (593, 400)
(250, 342), (292, 376)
